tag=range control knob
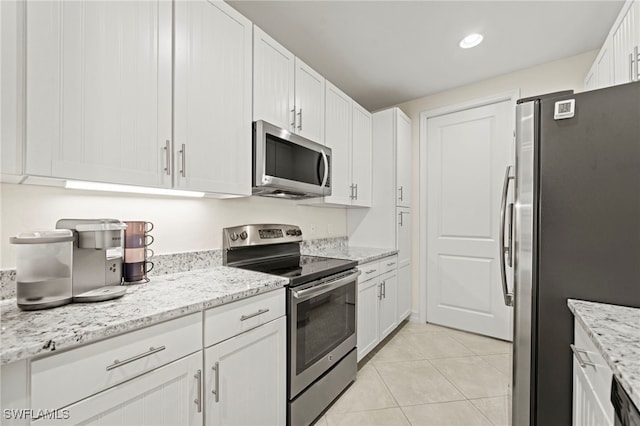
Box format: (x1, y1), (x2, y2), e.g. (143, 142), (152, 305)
(286, 229), (296, 236)
(239, 231), (248, 240)
(295, 229), (302, 236)
(229, 232), (239, 241)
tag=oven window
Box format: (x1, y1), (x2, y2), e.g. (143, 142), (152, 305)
(265, 134), (325, 185)
(295, 282), (356, 375)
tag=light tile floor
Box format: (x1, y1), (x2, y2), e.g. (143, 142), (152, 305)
(314, 321), (512, 426)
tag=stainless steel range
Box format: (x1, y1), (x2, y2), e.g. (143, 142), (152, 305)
(223, 224), (359, 426)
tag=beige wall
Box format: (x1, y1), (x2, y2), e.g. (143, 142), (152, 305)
(396, 49), (597, 314)
(0, 183), (346, 268)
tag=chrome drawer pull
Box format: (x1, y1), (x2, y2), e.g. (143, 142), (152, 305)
(386, 262), (396, 267)
(211, 362), (220, 402)
(194, 369), (202, 413)
(570, 344), (595, 368)
(240, 308), (270, 321)
(106, 346), (166, 371)
(365, 270), (376, 275)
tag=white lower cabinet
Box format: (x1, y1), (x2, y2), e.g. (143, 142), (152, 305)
(356, 256), (400, 362)
(397, 265), (411, 321)
(204, 316), (286, 426)
(572, 319), (614, 426)
(58, 352), (203, 426)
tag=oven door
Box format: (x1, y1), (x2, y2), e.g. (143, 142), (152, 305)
(288, 270), (358, 398)
(253, 120), (331, 197)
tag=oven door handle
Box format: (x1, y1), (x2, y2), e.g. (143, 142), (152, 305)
(292, 270), (360, 301)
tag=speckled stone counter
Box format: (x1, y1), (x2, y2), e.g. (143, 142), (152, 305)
(302, 245), (398, 264)
(0, 267), (287, 365)
(568, 299), (640, 410)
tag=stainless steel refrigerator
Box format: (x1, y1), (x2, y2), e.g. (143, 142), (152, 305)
(502, 81), (640, 426)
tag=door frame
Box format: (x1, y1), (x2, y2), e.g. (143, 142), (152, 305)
(418, 89), (520, 323)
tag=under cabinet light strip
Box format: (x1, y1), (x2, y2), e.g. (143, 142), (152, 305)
(64, 180), (205, 198)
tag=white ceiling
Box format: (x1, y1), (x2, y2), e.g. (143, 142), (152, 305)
(228, 0), (624, 111)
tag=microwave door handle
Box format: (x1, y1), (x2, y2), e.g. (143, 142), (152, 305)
(320, 149), (329, 188)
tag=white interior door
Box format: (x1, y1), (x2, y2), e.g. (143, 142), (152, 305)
(426, 100), (513, 340)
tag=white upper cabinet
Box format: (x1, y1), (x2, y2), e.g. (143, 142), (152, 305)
(612, 0), (640, 85)
(396, 109), (412, 207)
(324, 82), (353, 205)
(294, 58), (325, 143)
(25, 0), (173, 188)
(308, 82), (372, 207)
(253, 26), (296, 132)
(585, 0), (639, 90)
(253, 25), (325, 144)
(174, 0), (252, 195)
(351, 103), (373, 207)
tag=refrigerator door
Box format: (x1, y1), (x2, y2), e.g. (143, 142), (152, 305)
(512, 100), (536, 426)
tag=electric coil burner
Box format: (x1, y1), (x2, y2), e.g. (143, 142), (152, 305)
(223, 224), (359, 426)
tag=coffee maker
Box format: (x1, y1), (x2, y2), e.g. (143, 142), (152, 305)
(56, 219), (128, 302)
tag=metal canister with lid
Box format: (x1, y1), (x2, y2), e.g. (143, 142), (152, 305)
(9, 230), (74, 310)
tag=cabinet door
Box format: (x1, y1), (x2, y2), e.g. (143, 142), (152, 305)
(253, 26), (296, 132)
(378, 271), (398, 341)
(397, 264), (411, 322)
(572, 356), (613, 426)
(612, 0), (639, 85)
(396, 109), (412, 207)
(397, 207), (411, 269)
(25, 0), (173, 187)
(294, 58), (325, 143)
(174, 0), (252, 195)
(323, 81), (353, 205)
(205, 317), (286, 426)
(351, 103), (372, 207)
(59, 352), (203, 426)
(357, 277), (380, 362)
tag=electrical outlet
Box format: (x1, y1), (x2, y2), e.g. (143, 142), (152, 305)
(310, 224), (317, 233)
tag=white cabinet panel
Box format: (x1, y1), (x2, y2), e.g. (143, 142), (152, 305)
(324, 82), (353, 205)
(294, 58), (325, 144)
(396, 109), (412, 207)
(60, 352), (203, 426)
(397, 207), (411, 269)
(612, 0), (639, 85)
(397, 264), (411, 322)
(351, 103), (373, 207)
(253, 26), (295, 131)
(378, 270), (398, 341)
(205, 317), (286, 426)
(174, 0), (252, 195)
(357, 276), (380, 362)
(572, 356), (613, 426)
(25, 0), (172, 187)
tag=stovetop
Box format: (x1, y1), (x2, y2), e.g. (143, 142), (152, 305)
(232, 255), (357, 287)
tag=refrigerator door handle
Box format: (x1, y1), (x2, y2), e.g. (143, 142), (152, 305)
(499, 165), (515, 306)
(507, 202), (514, 267)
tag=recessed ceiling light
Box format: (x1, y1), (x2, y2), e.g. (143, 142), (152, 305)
(459, 33), (484, 49)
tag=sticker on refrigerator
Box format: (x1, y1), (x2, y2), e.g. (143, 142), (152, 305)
(554, 99), (575, 120)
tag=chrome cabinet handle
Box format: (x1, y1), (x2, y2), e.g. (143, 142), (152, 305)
(211, 362), (220, 402)
(179, 144), (186, 177)
(398, 212), (404, 226)
(350, 184), (355, 200)
(297, 109), (302, 131)
(630, 52), (634, 82)
(240, 308), (270, 321)
(164, 140), (171, 176)
(635, 46), (639, 81)
(499, 165), (515, 307)
(290, 108), (296, 130)
(194, 369), (202, 413)
(570, 344), (595, 368)
(378, 283), (383, 300)
(106, 346), (166, 371)
(365, 269), (376, 275)
(386, 262), (396, 267)
(354, 183), (358, 200)
(398, 186), (403, 201)
(320, 149), (329, 188)
(381, 281), (386, 299)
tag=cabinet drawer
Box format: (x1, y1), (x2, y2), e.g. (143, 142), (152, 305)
(204, 289), (285, 347)
(379, 255), (398, 275)
(573, 320), (614, 419)
(358, 261), (380, 282)
(31, 312), (201, 411)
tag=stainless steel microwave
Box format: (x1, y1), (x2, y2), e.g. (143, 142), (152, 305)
(252, 120), (331, 199)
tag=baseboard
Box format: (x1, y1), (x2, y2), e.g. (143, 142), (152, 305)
(409, 310), (421, 323)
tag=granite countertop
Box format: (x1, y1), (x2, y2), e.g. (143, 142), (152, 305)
(302, 245), (398, 264)
(568, 299), (640, 410)
(0, 267), (288, 365)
